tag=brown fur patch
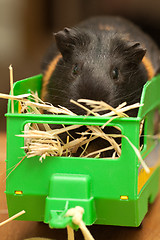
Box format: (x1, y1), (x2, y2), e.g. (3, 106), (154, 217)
(99, 24), (114, 31)
(142, 56), (155, 80)
(41, 54), (62, 100)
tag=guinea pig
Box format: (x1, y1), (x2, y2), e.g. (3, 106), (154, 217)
(41, 16), (160, 117)
(41, 16), (160, 157)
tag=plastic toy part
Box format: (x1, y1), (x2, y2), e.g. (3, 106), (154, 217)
(5, 74), (160, 228)
(14, 191), (23, 195)
(48, 210), (76, 229)
(120, 196), (129, 200)
(44, 174), (96, 227)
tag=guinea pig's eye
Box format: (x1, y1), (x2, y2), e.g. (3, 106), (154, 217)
(111, 67), (119, 80)
(72, 64), (81, 76)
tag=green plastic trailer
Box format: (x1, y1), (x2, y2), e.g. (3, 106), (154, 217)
(5, 74), (160, 228)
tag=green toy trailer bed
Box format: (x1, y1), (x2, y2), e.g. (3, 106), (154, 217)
(5, 74), (160, 228)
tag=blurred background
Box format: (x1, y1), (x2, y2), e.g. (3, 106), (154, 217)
(1, 0), (160, 132)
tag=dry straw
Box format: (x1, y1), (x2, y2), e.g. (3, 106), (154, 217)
(0, 92), (149, 172)
(8, 64), (14, 113)
(0, 210), (25, 227)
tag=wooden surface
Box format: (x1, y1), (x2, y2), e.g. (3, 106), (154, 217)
(1, 132), (160, 240)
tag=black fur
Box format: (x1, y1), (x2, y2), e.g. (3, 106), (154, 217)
(42, 16), (160, 157)
(42, 16), (160, 117)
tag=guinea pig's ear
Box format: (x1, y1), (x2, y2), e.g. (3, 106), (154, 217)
(54, 27), (77, 60)
(54, 27), (90, 60)
(126, 42), (146, 64)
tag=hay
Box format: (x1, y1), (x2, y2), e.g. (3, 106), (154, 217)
(0, 210), (25, 226)
(15, 93), (145, 164)
(0, 91), (149, 172)
(9, 64), (14, 113)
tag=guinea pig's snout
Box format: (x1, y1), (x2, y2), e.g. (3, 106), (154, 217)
(78, 76), (110, 102)
(70, 74), (112, 115)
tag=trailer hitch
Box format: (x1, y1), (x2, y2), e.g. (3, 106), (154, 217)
(44, 173), (96, 228)
(48, 202), (78, 229)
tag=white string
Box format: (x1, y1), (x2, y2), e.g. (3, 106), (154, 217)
(66, 206), (95, 240)
(67, 225), (75, 240)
